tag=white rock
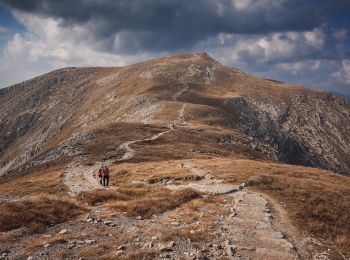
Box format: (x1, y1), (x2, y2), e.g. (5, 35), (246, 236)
(159, 245), (172, 252)
(117, 245), (126, 251)
(85, 239), (96, 244)
(58, 229), (68, 234)
(227, 245), (236, 256)
(116, 250), (124, 256)
(168, 241), (175, 248)
(239, 183), (246, 190)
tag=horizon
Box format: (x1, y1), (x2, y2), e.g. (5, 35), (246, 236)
(0, 0), (350, 95)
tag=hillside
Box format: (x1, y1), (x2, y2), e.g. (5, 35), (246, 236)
(0, 53), (349, 259)
(1, 53), (349, 177)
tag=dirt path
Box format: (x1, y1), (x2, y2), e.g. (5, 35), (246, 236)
(167, 162), (300, 259)
(63, 66), (194, 196)
(62, 66), (304, 259)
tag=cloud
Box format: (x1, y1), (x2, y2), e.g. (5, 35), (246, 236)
(0, 25), (7, 34)
(196, 29), (327, 68)
(3, 0), (324, 52)
(0, 0), (350, 94)
(330, 60), (350, 85)
(0, 10), (163, 87)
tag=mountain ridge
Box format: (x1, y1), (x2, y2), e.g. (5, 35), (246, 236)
(0, 53), (350, 259)
(0, 53), (349, 177)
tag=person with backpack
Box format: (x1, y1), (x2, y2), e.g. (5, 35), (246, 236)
(97, 166), (103, 185)
(102, 165), (110, 187)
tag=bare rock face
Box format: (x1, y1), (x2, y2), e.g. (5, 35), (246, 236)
(0, 53), (349, 176)
(223, 93), (350, 174)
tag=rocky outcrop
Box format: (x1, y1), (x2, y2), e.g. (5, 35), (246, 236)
(223, 92), (350, 174)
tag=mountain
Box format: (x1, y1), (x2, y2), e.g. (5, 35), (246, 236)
(0, 53), (349, 259)
(1, 53), (349, 176)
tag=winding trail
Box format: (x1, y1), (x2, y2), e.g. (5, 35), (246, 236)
(63, 66), (194, 196)
(60, 65), (309, 259)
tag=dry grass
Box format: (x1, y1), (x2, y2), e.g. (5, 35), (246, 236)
(0, 168), (67, 197)
(78, 244), (113, 259)
(249, 175), (350, 251)
(78, 243), (156, 260)
(120, 250), (157, 260)
(197, 158), (350, 255)
(160, 226), (209, 243)
(107, 160), (201, 187)
(0, 196), (85, 233)
(112, 188), (201, 218)
(24, 236), (68, 251)
(167, 195), (231, 223)
(80, 185), (201, 218)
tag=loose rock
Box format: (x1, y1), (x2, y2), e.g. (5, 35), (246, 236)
(117, 245), (126, 251)
(59, 229), (68, 234)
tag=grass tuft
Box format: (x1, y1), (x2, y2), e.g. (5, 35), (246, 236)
(80, 186), (201, 218)
(0, 196), (85, 233)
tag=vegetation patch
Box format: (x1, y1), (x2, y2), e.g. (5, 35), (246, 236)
(249, 175), (350, 251)
(0, 196), (85, 233)
(160, 227), (209, 243)
(80, 185), (201, 218)
(198, 158), (350, 256)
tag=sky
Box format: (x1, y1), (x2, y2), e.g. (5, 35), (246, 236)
(0, 0), (350, 95)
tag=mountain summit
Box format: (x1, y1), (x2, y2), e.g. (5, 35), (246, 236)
(1, 53), (349, 176)
(0, 53), (350, 259)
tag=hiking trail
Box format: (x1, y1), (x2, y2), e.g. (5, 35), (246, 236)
(167, 162), (301, 259)
(60, 65), (313, 259)
(63, 66), (194, 196)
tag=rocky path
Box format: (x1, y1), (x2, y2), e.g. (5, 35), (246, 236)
(227, 191), (298, 259)
(63, 162), (102, 196)
(63, 126), (175, 196)
(167, 162), (299, 259)
(62, 65), (302, 259)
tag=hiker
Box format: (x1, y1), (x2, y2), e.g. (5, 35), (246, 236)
(97, 166), (103, 185)
(102, 165), (110, 187)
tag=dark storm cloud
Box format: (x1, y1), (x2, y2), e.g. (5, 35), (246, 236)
(2, 0), (326, 52)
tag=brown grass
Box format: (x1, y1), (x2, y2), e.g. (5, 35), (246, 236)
(120, 250), (157, 260)
(196, 158), (350, 255)
(0, 196), (85, 233)
(80, 185), (201, 218)
(0, 168), (67, 197)
(160, 227), (209, 243)
(78, 244), (113, 259)
(249, 175), (350, 251)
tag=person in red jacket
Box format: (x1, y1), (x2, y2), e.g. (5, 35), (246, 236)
(97, 166), (103, 185)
